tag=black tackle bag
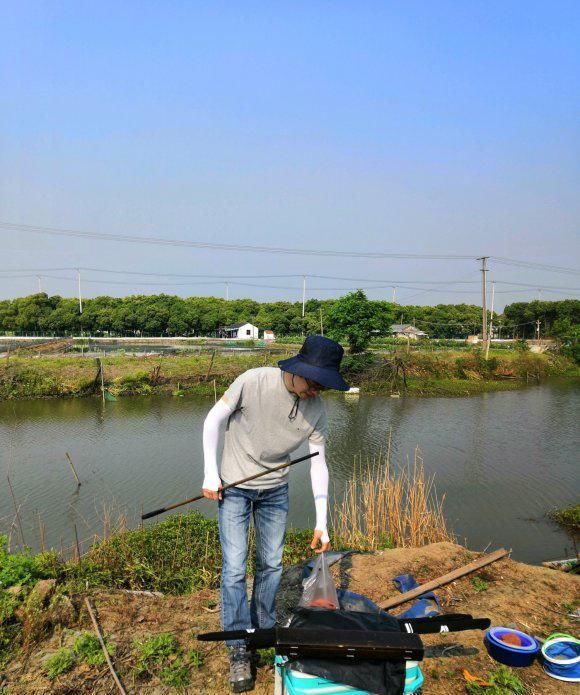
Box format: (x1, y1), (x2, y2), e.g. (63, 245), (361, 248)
(286, 608), (407, 695)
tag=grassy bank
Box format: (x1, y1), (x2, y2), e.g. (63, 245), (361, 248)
(0, 348), (576, 400)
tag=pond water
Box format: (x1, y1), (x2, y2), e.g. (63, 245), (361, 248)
(0, 381), (578, 564)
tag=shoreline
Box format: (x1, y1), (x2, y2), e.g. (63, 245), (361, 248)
(0, 350), (577, 400)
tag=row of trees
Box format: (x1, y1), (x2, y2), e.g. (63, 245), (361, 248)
(0, 292), (578, 343)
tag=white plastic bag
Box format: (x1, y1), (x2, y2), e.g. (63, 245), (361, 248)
(298, 552), (339, 610)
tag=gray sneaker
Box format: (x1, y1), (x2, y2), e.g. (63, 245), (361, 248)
(228, 645), (255, 693)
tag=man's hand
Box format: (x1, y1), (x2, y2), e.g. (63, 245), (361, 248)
(310, 529), (331, 554)
(202, 488), (222, 501)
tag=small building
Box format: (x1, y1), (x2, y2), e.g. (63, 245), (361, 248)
(219, 322), (259, 340)
(263, 330), (276, 341)
(390, 324), (428, 340)
(466, 335), (481, 345)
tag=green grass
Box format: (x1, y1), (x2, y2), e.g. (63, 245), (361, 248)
(133, 632), (191, 687)
(73, 632), (115, 667)
(471, 576), (489, 593)
(549, 504), (580, 534)
(465, 665), (525, 694)
(44, 648), (75, 680)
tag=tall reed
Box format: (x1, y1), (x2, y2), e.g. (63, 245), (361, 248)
(332, 439), (453, 551)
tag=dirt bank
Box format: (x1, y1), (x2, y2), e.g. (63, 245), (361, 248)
(2, 542), (578, 694)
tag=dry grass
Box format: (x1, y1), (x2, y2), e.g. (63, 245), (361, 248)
(332, 436), (454, 551)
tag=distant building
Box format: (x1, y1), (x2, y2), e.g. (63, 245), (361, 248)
(390, 324), (428, 340)
(263, 330), (276, 341)
(219, 322), (259, 340)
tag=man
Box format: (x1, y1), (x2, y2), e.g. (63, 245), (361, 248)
(202, 335), (349, 692)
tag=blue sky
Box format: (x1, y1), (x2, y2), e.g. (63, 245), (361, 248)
(1, 1), (579, 309)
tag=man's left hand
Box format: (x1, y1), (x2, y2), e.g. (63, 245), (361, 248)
(310, 530), (331, 554)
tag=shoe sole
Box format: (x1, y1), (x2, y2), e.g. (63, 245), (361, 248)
(231, 677), (255, 693)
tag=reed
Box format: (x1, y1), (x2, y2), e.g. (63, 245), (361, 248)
(332, 439), (453, 551)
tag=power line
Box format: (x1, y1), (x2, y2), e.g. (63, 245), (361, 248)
(0, 221), (479, 260)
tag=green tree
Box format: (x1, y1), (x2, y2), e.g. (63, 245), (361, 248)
(327, 290), (377, 353)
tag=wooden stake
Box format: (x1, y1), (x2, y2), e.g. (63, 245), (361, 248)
(213, 378), (217, 403)
(6, 475), (26, 548)
(84, 598), (127, 695)
(74, 524), (82, 562)
(379, 548), (510, 610)
(65, 452), (81, 486)
(205, 350), (216, 381)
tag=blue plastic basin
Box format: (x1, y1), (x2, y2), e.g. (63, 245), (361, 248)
(484, 628), (541, 667)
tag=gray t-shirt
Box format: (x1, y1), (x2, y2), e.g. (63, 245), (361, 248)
(220, 367), (328, 489)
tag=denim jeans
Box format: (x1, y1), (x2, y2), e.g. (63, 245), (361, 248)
(218, 483), (289, 646)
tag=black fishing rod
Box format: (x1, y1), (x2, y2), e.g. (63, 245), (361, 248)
(141, 452), (318, 520)
(198, 627), (424, 661)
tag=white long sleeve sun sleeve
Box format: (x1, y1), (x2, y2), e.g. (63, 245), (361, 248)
(309, 440), (330, 543)
(202, 398), (233, 490)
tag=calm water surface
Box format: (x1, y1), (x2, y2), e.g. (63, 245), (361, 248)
(1, 382), (578, 564)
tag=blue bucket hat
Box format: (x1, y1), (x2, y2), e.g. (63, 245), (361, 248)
(278, 335), (350, 391)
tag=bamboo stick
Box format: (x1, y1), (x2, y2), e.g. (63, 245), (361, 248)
(65, 452), (81, 486)
(84, 598), (127, 695)
(6, 475), (26, 547)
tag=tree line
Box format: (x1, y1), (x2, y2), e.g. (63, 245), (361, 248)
(0, 292), (578, 340)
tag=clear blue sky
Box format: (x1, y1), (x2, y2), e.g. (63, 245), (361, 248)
(1, 1), (579, 310)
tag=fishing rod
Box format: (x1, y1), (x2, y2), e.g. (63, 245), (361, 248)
(141, 452), (318, 520)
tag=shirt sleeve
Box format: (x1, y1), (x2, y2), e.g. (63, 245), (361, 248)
(222, 370), (249, 411)
(309, 402), (328, 444)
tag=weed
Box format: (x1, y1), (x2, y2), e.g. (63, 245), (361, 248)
(471, 576), (489, 593)
(159, 657), (191, 687)
(332, 443), (453, 550)
(549, 504), (580, 533)
(257, 647), (276, 666)
(73, 632), (115, 666)
(44, 648), (74, 679)
(0, 535), (59, 590)
(465, 665), (525, 694)
(132, 632), (191, 686)
(187, 649), (204, 668)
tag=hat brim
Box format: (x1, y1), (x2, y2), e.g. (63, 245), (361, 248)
(278, 355), (350, 391)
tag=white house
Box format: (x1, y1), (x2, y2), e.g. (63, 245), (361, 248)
(390, 324), (428, 340)
(220, 322), (259, 340)
(263, 330), (276, 341)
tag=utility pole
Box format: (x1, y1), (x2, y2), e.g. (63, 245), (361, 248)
(319, 307), (324, 336)
(485, 280), (495, 360)
(37, 275), (42, 293)
(302, 276), (306, 318)
(77, 269), (83, 314)
(477, 257), (489, 344)
(536, 319), (540, 341)
(392, 286), (397, 304)
(225, 282), (229, 301)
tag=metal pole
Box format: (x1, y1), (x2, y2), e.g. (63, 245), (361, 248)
(37, 275), (42, 293)
(392, 286), (397, 304)
(302, 276), (306, 318)
(225, 282), (229, 301)
(319, 307), (324, 336)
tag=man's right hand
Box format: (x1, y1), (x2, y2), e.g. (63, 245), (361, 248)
(202, 488), (222, 501)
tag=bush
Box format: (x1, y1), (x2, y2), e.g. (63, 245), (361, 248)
(0, 535), (59, 590)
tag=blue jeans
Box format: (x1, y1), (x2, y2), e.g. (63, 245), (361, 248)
(218, 483), (289, 646)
